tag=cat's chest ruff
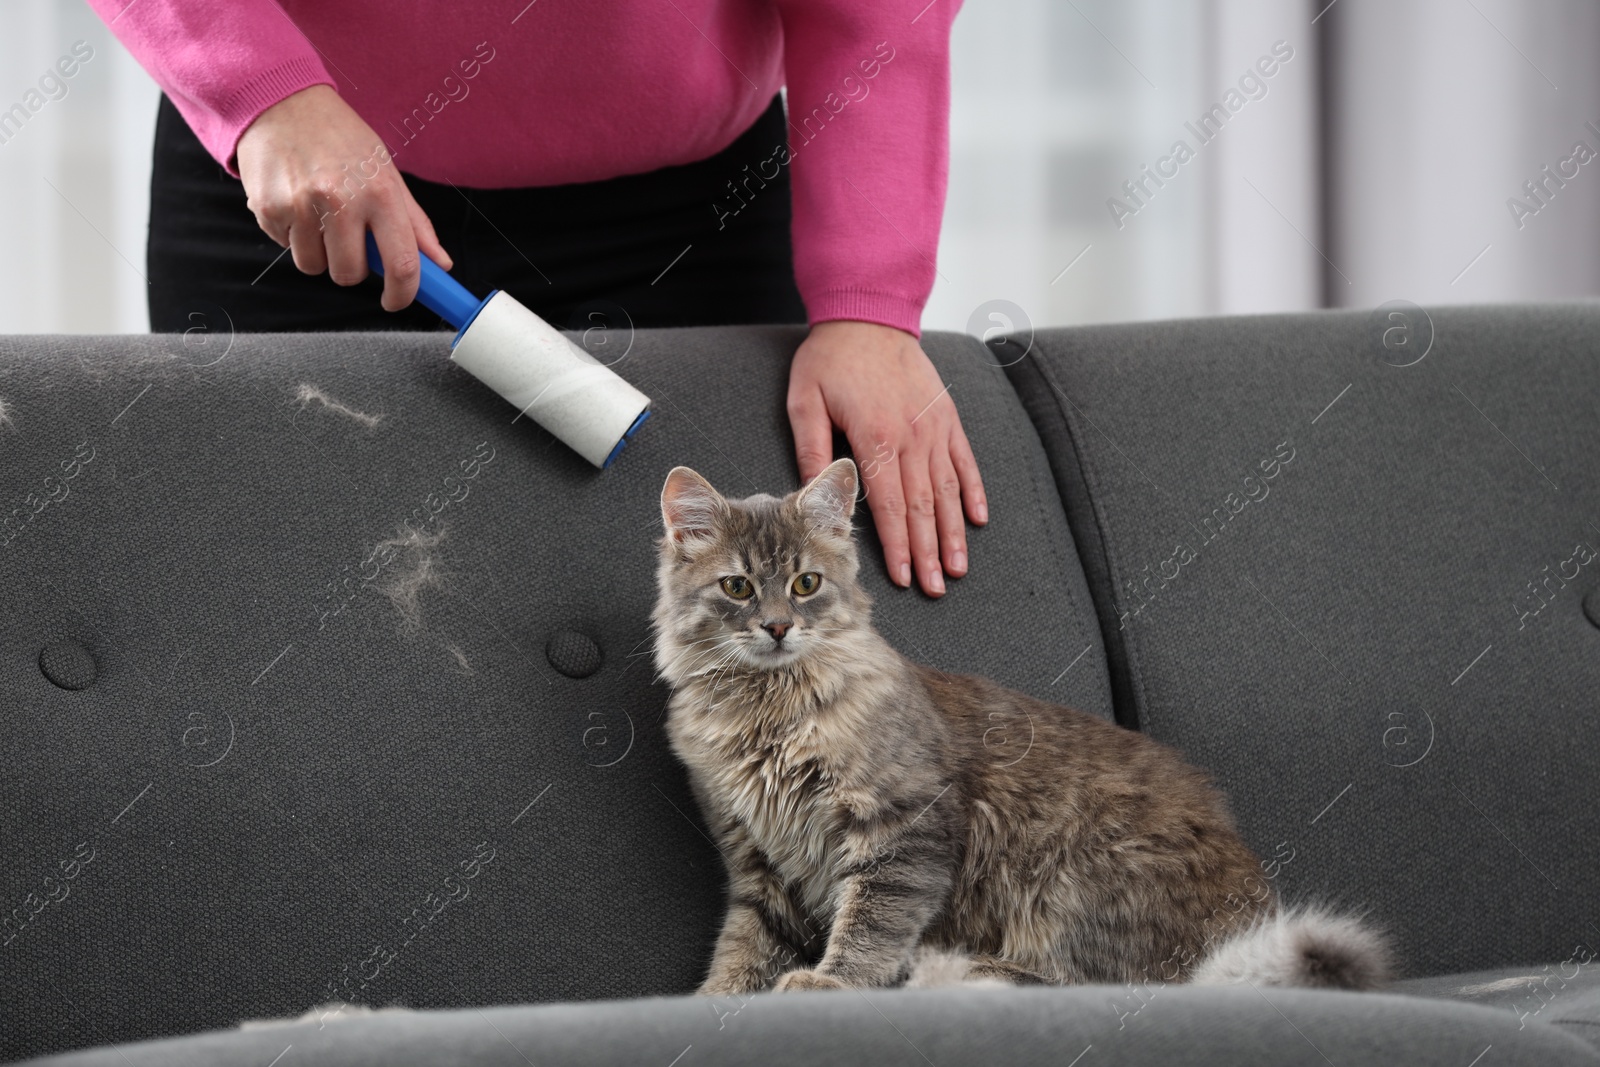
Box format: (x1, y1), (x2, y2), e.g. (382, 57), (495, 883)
(707, 720), (850, 904)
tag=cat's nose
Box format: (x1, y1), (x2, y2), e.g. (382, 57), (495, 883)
(762, 621), (791, 641)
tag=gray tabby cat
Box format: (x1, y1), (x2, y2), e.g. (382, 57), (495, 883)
(653, 458), (1391, 994)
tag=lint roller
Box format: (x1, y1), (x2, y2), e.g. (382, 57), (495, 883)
(365, 232), (651, 469)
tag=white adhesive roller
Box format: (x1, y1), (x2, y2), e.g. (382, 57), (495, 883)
(452, 291), (652, 469)
(366, 233), (652, 469)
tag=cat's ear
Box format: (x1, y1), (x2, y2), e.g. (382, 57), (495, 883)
(661, 466), (728, 543)
(795, 458), (858, 536)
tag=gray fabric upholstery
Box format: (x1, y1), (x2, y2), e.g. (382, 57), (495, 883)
(0, 328), (1109, 1062)
(1553, 992), (1600, 1049)
(1398, 963), (1600, 1038)
(1005, 304), (1600, 979)
(16, 985), (1600, 1067)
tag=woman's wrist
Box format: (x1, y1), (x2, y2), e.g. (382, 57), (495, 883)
(807, 319), (917, 344)
(803, 288), (926, 339)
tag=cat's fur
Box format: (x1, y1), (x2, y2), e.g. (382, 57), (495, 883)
(239, 1002), (409, 1029)
(652, 458), (1391, 995)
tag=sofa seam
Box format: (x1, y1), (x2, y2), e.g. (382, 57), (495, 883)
(1028, 345), (1156, 733)
(1005, 359), (1104, 714)
(942, 334), (1099, 702)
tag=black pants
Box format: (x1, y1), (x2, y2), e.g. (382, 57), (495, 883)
(147, 94), (806, 333)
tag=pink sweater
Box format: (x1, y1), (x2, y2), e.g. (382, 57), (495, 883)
(88, 0), (960, 336)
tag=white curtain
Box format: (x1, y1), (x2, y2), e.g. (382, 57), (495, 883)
(0, 0), (157, 333)
(926, 0), (1600, 328)
(1324, 0), (1600, 307)
(926, 0), (1322, 331)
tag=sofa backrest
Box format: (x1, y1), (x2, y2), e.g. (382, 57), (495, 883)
(1006, 304), (1600, 978)
(0, 327), (1110, 1060)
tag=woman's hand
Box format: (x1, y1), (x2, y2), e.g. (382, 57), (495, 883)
(235, 85), (450, 311)
(787, 321), (988, 597)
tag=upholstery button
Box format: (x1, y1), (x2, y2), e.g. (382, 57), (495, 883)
(546, 630), (603, 678)
(39, 641), (97, 690)
(1585, 588), (1600, 629)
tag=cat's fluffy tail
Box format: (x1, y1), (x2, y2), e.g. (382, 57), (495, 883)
(1191, 904), (1393, 991)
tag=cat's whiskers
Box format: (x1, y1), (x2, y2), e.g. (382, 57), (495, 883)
(647, 632), (720, 662)
(665, 641), (732, 680)
(650, 633), (739, 686)
(691, 645), (741, 679)
(668, 633), (750, 682)
(696, 649), (750, 698)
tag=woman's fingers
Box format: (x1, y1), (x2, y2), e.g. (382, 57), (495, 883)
(406, 193), (451, 272)
(287, 201), (329, 277)
(898, 444), (945, 596)
(854, 431), (913, 588)
(930, 446), (969, 579)
(786, 376), (835, 486)
(322, 189), (369, 288)
(366, 189), (423, 311)
(948, 424), (988, 527)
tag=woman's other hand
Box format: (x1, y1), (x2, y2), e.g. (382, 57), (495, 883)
(787, 321), (988, 598)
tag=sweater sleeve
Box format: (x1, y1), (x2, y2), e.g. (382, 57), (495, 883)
(85, 0), (335, 175)
(773, 0), (959, 338)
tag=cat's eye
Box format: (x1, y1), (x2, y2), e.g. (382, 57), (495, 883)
(791, 572), (822, 596)
(720, 575), (754, 599)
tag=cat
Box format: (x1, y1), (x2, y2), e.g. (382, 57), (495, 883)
(652, 457), (1391, 995)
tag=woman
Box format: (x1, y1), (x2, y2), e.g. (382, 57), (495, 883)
(90, 0), (987, 597)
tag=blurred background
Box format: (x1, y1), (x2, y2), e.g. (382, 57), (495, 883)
(3, 0), (1599, 334)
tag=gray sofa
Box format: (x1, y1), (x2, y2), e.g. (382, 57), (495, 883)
(2, 306), (1598, 1065)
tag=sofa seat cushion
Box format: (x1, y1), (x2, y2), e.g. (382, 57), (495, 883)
(1398, 963), (1600, 1048)
(15, 985), (1600, 1067)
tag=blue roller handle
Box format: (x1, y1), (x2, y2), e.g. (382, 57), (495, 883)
(363, 230), (650, 468)
(365, 231), (490, 332)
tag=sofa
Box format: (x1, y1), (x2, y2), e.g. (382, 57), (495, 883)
(2, 304), (1598, 1065)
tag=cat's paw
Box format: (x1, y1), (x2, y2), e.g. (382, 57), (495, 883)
(772, 968), (846, 993)
(696, 979), (756, 997)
